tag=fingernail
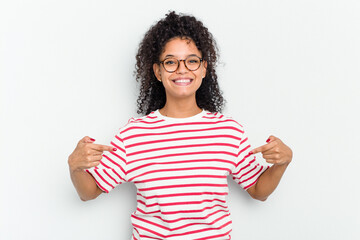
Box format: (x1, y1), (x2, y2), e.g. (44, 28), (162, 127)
(113, 148), (117, 151)
(249, 151), (253, 155)
(266, 138), (270, 143)
(90, 138), (96, 141)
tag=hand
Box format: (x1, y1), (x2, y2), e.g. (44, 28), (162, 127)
(68, 136), (116, 172)
(251, 135), (293, 166)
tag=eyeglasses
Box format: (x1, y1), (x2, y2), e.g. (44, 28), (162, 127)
(159, 56), (203, 73)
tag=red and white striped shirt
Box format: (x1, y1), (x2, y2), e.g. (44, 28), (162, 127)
(87, 110), (269, 240)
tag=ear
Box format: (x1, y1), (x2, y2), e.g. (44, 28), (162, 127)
(202, 60), (208, 78)
(153, 63), (162, 81)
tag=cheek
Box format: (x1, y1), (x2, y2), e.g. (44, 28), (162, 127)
(198, 69), (206, 79)
(198, 66), (206, 78)
(161, 71), (172, 81)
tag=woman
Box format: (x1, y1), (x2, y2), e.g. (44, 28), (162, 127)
(68, 11), (292, 240)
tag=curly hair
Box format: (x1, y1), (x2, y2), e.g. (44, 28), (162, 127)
(135, 11), (225, 115)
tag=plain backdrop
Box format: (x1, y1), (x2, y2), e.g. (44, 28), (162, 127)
(1, 0), (359, 239)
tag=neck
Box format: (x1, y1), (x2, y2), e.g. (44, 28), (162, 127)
(159, 98), (202, 118)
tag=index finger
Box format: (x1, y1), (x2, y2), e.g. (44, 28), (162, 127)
(251, 141), (275, 154)
(89, 143), (116, 152)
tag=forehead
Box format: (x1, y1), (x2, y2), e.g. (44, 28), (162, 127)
(160, 37), (201, 58)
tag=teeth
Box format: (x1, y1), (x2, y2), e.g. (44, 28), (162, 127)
(174, 79), (191, 83)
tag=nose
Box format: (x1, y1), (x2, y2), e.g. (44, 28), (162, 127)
(176, 60), (188, 73)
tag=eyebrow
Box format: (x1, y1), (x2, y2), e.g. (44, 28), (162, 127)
(163, 54), (200, 59)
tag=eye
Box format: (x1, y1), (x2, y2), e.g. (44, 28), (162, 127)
(164, 59), (177, 65)
(187, 58), (200, 64)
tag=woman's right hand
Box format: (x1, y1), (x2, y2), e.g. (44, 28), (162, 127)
(68, 136), (116, 172)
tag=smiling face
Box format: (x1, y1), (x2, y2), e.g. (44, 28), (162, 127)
(153, 37), (207, 103)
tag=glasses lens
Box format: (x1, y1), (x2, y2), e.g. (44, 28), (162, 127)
(162, 56), (202, 72)
(163, 58), (178, 72)
(185, 56), (201, 71)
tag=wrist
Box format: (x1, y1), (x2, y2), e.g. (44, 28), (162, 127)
(273, 161), (290, 169)
(68, 158), (82, 174)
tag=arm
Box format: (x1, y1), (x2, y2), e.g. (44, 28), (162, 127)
(68, 136), (115, 201)
(69, 168), (103, 201)
(247, 135), (293, 201)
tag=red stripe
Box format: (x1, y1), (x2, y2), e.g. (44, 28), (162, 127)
(132, 209), (229, 224)
(238, 161), (257, 178)
(132, 224), (165, 238)
(111, 139), (126, 154)
(137, 198), (226, 208)
(136, 203), (228, 215)
(103, 169), (119, 185)
(109, 150), (126, 164)
(237, 144), (250, 156)
(244, 165), (269, 189)
(127, 142), (238, 157)
(132, 220), (232, 238)
(137, 233), (163, 240)
(172, 220), (231, 238)
(194, 229), (232, 240)
(94, 169), (114, 189)
(240, 165), (264, 184)
(126, 135), (241, 151)
(137, 191), (228, 200)
(136, 220), (232, 238)
(132, 211), (229, 232)
(145, 115), (158, 119)
(103, 154), (126, 174)
(99, 161), (125, 182)
(205, 114), (224, 119)
(128, 118), (164, 124)
(235, 152), (253, 167)
(138, 183), (228, 192)
(124, 126), (244, 144)
(243, 179), (257, 190)
(129, 166), (231, 182)
(128, 151), (237, 165)
(240, 137), (248, 145)
(86, 169), (109, 193)
(100, 160), (111, 169)
(134, 174), (227, 184)
(137, 119), (164, 124)
(121, 119), (242, 135)
(128, 159), (235, 175)
(111, 169), (125, 182)
(234, 158), (256, 175)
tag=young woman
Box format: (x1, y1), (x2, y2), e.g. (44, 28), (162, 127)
(68, 11), (292, 240)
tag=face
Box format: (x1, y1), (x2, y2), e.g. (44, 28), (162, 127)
(153, 37), (207, 102)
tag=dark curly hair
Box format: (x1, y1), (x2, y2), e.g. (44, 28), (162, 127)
(135, 11), (225, 115)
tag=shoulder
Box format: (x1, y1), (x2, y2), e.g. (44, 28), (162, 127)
(118, 111), (162, 135)
(203, 111), (245, 129)
(126, 111), (159, 124)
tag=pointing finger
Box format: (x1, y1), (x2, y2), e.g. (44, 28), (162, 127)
(251, 141), (276, 154)
(89, 143), (117, 152)
(251, 144), (270, 155)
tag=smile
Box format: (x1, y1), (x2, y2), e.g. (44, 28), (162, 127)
(172, 78), (193, 86)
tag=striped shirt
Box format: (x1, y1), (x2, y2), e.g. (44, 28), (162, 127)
(87, 109), (269, 240)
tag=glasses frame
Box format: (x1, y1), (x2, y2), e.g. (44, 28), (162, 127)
(159, 56), (204, 73)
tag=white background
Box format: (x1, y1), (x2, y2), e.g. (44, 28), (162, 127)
(1, 0), (359, 239)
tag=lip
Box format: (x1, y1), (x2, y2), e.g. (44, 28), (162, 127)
(172, 78), (193, 86)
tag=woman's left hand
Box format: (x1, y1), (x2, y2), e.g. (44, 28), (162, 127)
(251, 135), (293, 166)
